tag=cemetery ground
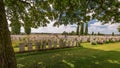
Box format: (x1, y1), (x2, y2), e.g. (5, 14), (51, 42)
(15, 42), (120, 68)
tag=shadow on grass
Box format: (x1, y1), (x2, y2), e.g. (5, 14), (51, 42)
(16, 47), (120, 68)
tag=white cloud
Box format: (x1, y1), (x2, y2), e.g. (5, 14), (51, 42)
(89, 22), (120, 34)
(30, 21), (76, 33)
(30, 21), (120, 34)
(91, 21), (101, 26)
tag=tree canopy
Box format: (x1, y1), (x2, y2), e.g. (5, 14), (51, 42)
(118, 26), (120, 32)
(4, 0), (120, 34)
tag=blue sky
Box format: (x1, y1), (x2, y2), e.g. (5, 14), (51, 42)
(16, 19), (120, 34)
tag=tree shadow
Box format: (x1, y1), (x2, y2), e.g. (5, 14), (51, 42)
(16, 47), (120, 68)
(59, 48), (120, 68)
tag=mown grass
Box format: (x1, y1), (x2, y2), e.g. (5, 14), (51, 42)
(16, 42), (120, 68)
(82, 42), (120, 51)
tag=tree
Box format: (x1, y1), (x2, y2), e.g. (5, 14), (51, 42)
(117, 26), (120, 33)
(0, 0), (51, 67)
(0, 0), (17, 68)
(10, 22), (21, 34)
(92, 32), (94, 35)
(98, 32), (101, 35)
(85, 22), (88, 35)
(24, 24), (31, 35)
(5, 0), (49, 35)
(62, 31), (68, 35)
(70, 31), (76, 35)
(10, 0), (119, 35)
(47, 0), (92, 35)
(10, 13), (21, 34)
(76, 23), (80, 35)
(22, 13), (32, 35)
(112, 32), (115, 36)
(91, 0), (120, 24)
(80, 23), (84, 35)
(51, 0), (120, 34)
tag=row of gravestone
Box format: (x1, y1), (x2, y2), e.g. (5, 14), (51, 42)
(13, 35), (120, 44)
(16, 36), (120, 52)
(18, 39), (81, 52)
(90, 36), (120, 44)
(11, 35), (94, 42)
(11, 35), (120, 43)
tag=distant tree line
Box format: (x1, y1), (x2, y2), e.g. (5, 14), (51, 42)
(62, 31), (117, 36)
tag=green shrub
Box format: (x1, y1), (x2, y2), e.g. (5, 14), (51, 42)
(112, 32), (114, 36)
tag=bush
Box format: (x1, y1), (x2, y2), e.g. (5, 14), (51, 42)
(62, 31), (68, 35)
(98, 32), (100, 35)
(92, 32), (94, 35)
(112, 32), (114, 36)
(70, 31), (76, 35)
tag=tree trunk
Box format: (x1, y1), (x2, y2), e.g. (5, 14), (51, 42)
(0, 0), (17, 68)
(80, 22), (84, 35)
(85, 22), (88, 35)
(76, 23), (80, 35)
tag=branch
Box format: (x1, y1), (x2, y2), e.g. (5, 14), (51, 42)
(18, 0), (32, 7)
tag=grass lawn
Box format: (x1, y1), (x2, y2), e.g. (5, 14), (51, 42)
(16, 42), (120, 68)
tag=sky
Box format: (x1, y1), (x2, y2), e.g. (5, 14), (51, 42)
(11, 19), (120, 34)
